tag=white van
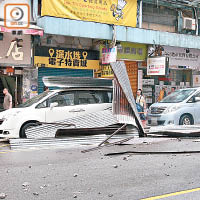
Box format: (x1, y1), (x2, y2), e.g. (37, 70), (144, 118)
(0, 87), (112, 138)
(147, 87), (200, 126)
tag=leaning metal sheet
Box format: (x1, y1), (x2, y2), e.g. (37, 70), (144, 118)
(43, 76), (112, 88)
(110, 61), (145, 136)
(26, 109), (118, 139)
(113, 79), (136, 125)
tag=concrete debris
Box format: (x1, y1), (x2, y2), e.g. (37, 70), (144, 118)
(149, 125), (200, 137)
(22, 182), (30, 188)
(73, 173), (78, 177)
(123, 157), (128, 161)
(33, 192), (39, 196)
(165, 174), (170, 176)
(0, 193), (7, 199)
(73, 194), (77, 198)
(113, 165), (118, 168)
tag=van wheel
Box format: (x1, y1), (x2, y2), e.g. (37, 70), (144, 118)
(179, 114), (194, 125)
(20, 123), (38, 138)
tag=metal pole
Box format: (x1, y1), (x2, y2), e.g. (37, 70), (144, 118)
(98, 123), (127, 147)
(139, 0), (143, 28)
(82, 136), (134, 153)
(15, 76), (18, 106)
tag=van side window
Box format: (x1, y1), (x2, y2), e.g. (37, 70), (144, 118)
(48, 92), (75, 107)
(77, 90), (112, 105)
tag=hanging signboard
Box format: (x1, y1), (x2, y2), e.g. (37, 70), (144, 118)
(41, 0), (137, 27)
(102, 46), (117, 64)
(34, 46), (100, 70)
(147, 57), (166, 75)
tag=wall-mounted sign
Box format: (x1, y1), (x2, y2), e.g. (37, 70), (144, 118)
(102, 47), (117, 64)
(100, 42), (147, 61)
(0, 33), (31, 66)
(117, 42), (147, 61)
(41, 0), (137, 27)
(96, 64), (114, 78)
(157, 46), (200, 69)
(34, 46), (100, 70)
(147, 57), (166, 75)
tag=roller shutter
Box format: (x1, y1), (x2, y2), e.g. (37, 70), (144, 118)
(38, 67), (93, 93)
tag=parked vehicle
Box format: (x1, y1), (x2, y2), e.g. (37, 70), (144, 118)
(0, 87), (112, 138)
(147, 87), (200, 126)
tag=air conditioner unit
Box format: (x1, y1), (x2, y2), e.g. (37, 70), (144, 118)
(183, 17), (196, 30)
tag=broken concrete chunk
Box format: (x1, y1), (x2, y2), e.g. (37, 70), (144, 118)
(22, 182), (30, 187)
(0, 193), (7, 199)
(113, 165), (118, 168)
(73, 173), (78, 177)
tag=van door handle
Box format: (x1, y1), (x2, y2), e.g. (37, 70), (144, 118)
(69, 109), (85, 112)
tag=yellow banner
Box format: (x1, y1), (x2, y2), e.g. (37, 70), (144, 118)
(41, 0), (137, 27)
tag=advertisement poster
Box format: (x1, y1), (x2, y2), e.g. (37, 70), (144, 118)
(147, 57), (166, 76)
(193, 75), (200, 86)
(41, 0), (137, 27)
(102, 46), (117, 64)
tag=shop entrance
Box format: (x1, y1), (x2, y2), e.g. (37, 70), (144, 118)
(0, 75), (22, 110)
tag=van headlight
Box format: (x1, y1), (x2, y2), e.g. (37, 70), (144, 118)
(163, 105), (181, 114)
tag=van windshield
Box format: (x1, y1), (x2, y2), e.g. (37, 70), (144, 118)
(17, 91), (52, 108)
(160, 89), (197, 103)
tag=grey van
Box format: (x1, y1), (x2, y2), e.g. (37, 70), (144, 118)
(147, 87), (200, 126)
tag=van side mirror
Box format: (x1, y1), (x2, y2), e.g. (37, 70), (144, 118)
(50, 102), (58, 110)
(194, 97), (200, 102)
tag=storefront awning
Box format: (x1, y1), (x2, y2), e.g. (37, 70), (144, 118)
(0, 22), (43, 36)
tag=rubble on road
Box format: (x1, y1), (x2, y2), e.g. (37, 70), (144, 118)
(0, 193), (6, 199)
(149, 125), (200, 137)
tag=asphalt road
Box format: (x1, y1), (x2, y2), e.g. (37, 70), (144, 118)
(1, 137), (200, 200)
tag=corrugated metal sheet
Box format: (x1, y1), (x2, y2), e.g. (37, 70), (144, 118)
(43, 76), (112, 88)
(111, 61), (145, 136)
(26, 109), (119, 139)
(9, 133), (137, 150)
(113, 79), (136, 125)
(38, 67), (93, 93)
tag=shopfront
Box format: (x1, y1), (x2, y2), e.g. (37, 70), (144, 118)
(34, 46), (100, 93)
(140, 45), (200, 105)
(0, 32), (32, 108)
(97, 42), (147, 97)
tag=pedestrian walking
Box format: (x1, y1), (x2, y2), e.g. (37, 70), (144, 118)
(136, 89), (147, 128)
(43, 86), (49, 92)
(3, 88), (12, 110)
